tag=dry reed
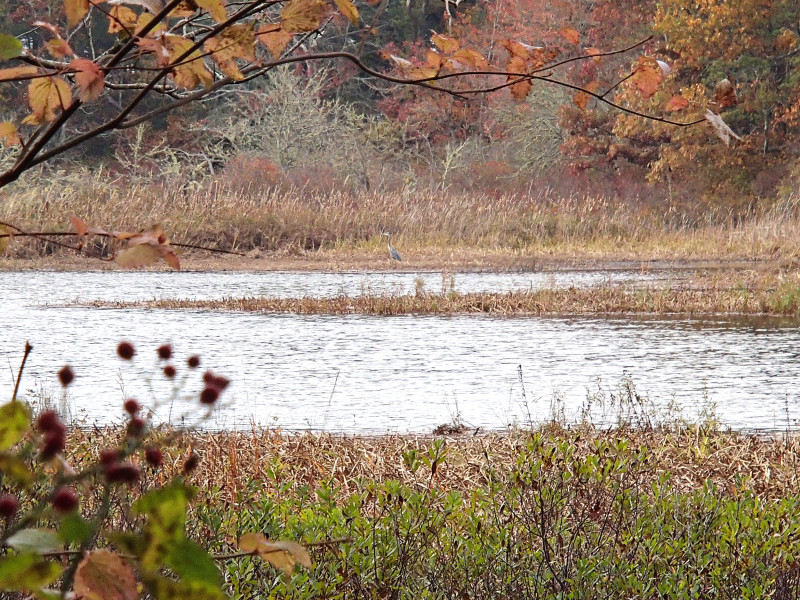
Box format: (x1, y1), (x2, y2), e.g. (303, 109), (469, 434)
(79, 276), (800, 316)
(65, 426), (800, 504)
(3, 172), (800, 262)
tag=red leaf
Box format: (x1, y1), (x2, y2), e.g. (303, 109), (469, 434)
(630, 56), (663, 99)
(665, 94), (689, 112)
(70, 59), (105, 102)
(559, 27), (580, 45)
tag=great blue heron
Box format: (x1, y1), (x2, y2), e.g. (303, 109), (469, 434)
(382, 232), (402, 261)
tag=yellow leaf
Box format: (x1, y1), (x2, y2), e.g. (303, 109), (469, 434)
(239, 533), (312, 576)
(0, 66), (39, 82)
(0, 122), (20, 146)
(0, 224), (12, 254)
(74, 550), (138, 600)
(281, 0), (330, 33)
(451, 49), (488, 70)
(431, 32), (459, 54)
(168, 1), (198, 19)
(499, 39), (530, 60)
(195, 0), (228, 23)
(204, 23), (256, 80)
(165, 35), (213, 89)
(70, 58), (105, 102)
(425, 49), (443, 69)
(108, 5), (138, 34)
(116, 244), (162, 269)
(386, 53), (412, 71)
(24, 76), (72, 125)
(65, 0), (90, 27)
(332, 0), (359, 26)
(256, 24), (294, 60)
(134, 12), (167, 36)
(408, 67), (438, 80)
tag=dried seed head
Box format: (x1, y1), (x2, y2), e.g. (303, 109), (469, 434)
(183, 453), (200, 474)
(157, 344), (172, 360)
(57, 365), (75, 387)
(123, 398), (140, 415)
(99, 448), (121, 469)
(199, 386), (219, 405)
(105, 462), (141, 484)
(0, 494), (19, 519)
(41, 427), (66, 459)
(117, 341), (135, 360)
(145, 445), (163, 468)
(163, 365), (176, 379)
(127, 416), (146, 438)
(187, 355), (200, 369)
(36, 410), (62, 433)
(52, 487), (78, 513)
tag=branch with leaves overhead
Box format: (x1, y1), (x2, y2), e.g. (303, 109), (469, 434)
(0, 0), (743, 269)
(0, 218), (244, 270)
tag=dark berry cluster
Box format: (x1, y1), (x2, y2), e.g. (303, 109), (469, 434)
(0, 494), (19, 519)
(37, 410), (66, 459)
(117, 341), (135, 360)
(58, 365), (74, 387)
(52, 487), (78, 513)
(98, 447), (141, 485)
(200, 371), (230, 405)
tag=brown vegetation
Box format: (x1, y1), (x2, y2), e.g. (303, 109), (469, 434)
(78, 271), (800, 316)
(2, 177), (800, 267)
(65, 426), (800, 504)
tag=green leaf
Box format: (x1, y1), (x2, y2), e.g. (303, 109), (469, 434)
(6, 529), (63, 554)
(165, 539), (221, 587)
(0, 401), (31, 451)
(0, 34), (22, 60)
(144, 575), (227, 600)
(59, 513), (94, 545)
(0, 553), (62, 592)
(107, 532), (145, 557)
(0, 452), (35, 486)
(134, 481), (195, 570)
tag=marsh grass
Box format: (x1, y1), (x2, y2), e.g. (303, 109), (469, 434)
(81, 273), (800, 316)
(3, 172), (800, 261)
(59, 424), (800, 599)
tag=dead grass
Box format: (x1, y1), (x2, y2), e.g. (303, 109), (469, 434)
(77, 271), (800, 316)
(3, 173), (800, 263)
(65, 426), (800, 503)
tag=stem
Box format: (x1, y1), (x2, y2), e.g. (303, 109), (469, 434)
(11, 341), (32, 402)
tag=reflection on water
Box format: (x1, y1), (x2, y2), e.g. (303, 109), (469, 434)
(0, 270), (797, 432)
(2, 269), (668, 303)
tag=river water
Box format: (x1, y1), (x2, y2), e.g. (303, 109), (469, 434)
(1, 270), (798, 433)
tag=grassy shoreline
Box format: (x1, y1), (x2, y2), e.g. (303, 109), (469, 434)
(3, 181), (800, 267)
(62, 424), (800, 598)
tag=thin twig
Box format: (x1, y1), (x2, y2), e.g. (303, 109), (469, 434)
(11, 341), (32, 402)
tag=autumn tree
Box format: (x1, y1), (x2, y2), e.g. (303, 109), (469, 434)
(0, 0), (725, 267)
(567, 0), (800, 206)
